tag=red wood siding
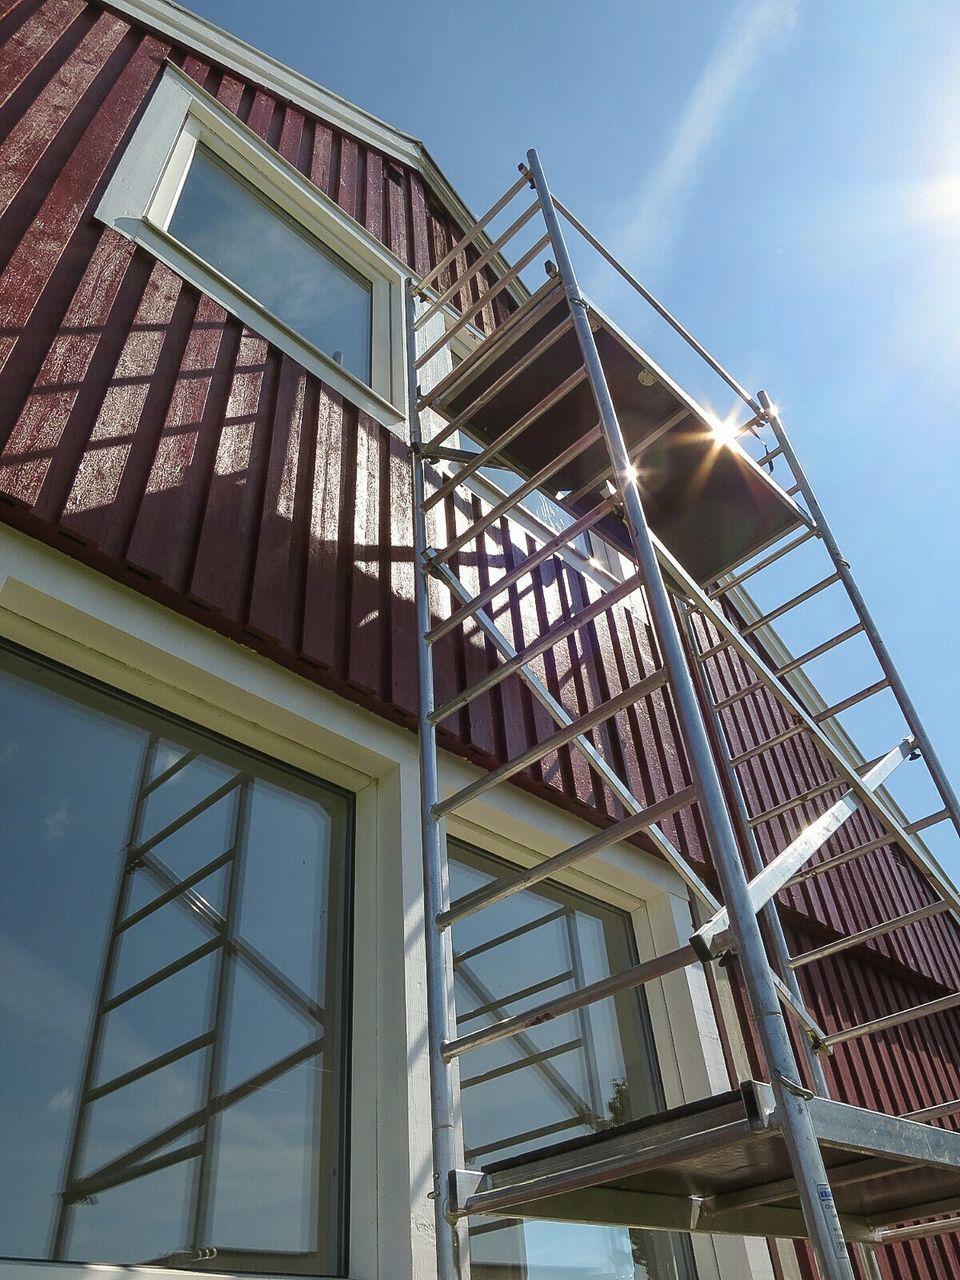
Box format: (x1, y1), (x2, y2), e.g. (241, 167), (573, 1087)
(1, 5), (959, 1275)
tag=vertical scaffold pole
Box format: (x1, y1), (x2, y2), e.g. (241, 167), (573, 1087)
(681, 604), (830, 1099)
(526, 147), (854, 1280)
(406, 281), (471, 1280)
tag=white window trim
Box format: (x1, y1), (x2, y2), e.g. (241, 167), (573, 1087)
(97, 63), (408, 432)
(0, 524), (773, 1280)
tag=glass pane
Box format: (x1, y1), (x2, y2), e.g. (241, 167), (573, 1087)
(0, 662), (145, 1259)
(140, 753), (238, 843)
(209, 1059), (318, 1253)
(80, 1053), (205, 1177)
(0, 646), (352, 1271)
(66, 1153), (196, 1266)
(238, 779), (333, 994)
(168, 145), (373, 383)
(97, 953), (218, 1088)
(449, 839), (697, 1280)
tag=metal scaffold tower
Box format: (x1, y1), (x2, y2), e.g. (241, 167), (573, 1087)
(406, 149), (960, 1280)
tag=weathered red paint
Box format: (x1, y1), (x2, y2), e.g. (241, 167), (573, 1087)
(1, 4), (959, 1275)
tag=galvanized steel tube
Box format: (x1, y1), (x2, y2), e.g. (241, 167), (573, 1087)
(527, 148), (855, 1280)
(406, 282), (472, 1280)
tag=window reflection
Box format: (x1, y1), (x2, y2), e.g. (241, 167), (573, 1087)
(167, 146), (373, 384)
(449, 841), (697, 1280)
(0, 647), (352, 1272)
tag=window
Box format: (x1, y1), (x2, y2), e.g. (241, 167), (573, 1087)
(448, 840), (697, 1280)
(0, 644), (353, 1273)
(97, 65), (405, 428)
(166, 145), (373, 384)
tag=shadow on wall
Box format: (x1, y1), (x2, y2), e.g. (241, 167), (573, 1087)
(0, 241), (704, 864)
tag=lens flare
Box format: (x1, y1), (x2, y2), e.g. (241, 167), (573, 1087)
(707, 412), (742, 447)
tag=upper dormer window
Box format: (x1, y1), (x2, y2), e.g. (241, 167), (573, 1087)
(96, 65), (406, 429)
(165, 145), (374, 384)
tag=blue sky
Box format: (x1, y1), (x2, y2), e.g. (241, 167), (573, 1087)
(180, 0), (960, 874)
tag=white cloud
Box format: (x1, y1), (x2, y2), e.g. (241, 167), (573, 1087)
(47, 1087), (72, 1113)
(44, 806), (69, 841)
(0, 741), (19, 765)
(612, 0), (798, 270)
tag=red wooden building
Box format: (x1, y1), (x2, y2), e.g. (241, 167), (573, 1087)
(1, 2), (959, 1279)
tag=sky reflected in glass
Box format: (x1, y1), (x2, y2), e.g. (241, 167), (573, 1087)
(168, 146), (372, 383)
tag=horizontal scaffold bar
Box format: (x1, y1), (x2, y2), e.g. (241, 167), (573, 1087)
(429, 568), (641, 724)
(423, 365), (589, 512)
(825, 990), (960, 1047)
(427, 495), (617, 645)
(439, 787), (697, 928)
(418, 277), (561, 421)
(416, 233), (550, 369)
(789, 901), (952, 968)
(421, 309), (575, 451)
(740, 573), (842, 636)
(729, 724), (807, 767)
(747, 778), (844, 828)
(709, 529), (818, 598)
(563, 407), (690, 507)
(813, 679), (889, 724)
(433, 670), (668, 818)
(416, 199), (540, 329)
(430, 424), (602, 566)
(776, 624), (866, 677)
(786, 834), (893, 887)
(416, 170), (531, 294)
(667, 533), (960, 919)
(442, 943), (698, 1060)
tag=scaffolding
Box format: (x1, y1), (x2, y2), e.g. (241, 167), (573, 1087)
(407, 150), (960, 1280)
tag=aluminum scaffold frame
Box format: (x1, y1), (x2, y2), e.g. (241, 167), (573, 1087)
(407, 148), (960, 1280)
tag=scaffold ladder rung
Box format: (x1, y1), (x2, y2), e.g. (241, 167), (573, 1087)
(418, 277), (561, 417)
(442, 943), (699, 1060)
(563, 406), (690, 507)
(708, 528), (818, 597)
(416, 232), (550, 368)
(729, 723), (806, 766)
(439, 786), (697, 928)
(825, 991), (960, 1048)
(433, 671), (668, 818)
(747, 778), (843, 828)
(423, 366), (589, 512)
(776, 624), (866, 677)
(790, 901), (953, 968)
(430, 426), (601, 566)
(740, 572), (842, 636)
(428, 568), (641, 723)
(426, 495), (617, 645)
(786, 834), (892, 887)
(416, 169), (531, 296)
(420, 308), (575, 445)
(416, 199), (541, 328)
(813, 678), (889, 723)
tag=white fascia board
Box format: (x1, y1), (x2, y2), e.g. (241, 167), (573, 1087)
(101, 0), (528, 299)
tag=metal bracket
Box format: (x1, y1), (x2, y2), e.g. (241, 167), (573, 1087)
(688, 1195), (706, 1230)
(449, 1168), (485, 1219)
(776, 1070), (816, 1101)
(422, 547), (448, 580)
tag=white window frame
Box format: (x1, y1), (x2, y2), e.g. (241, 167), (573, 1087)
(96, 64), (408, 431)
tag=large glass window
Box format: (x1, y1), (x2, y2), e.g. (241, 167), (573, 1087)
(449, 841), (697, 1280)
(0, 645), (353, 1273)
(167, 145), (373, 384)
